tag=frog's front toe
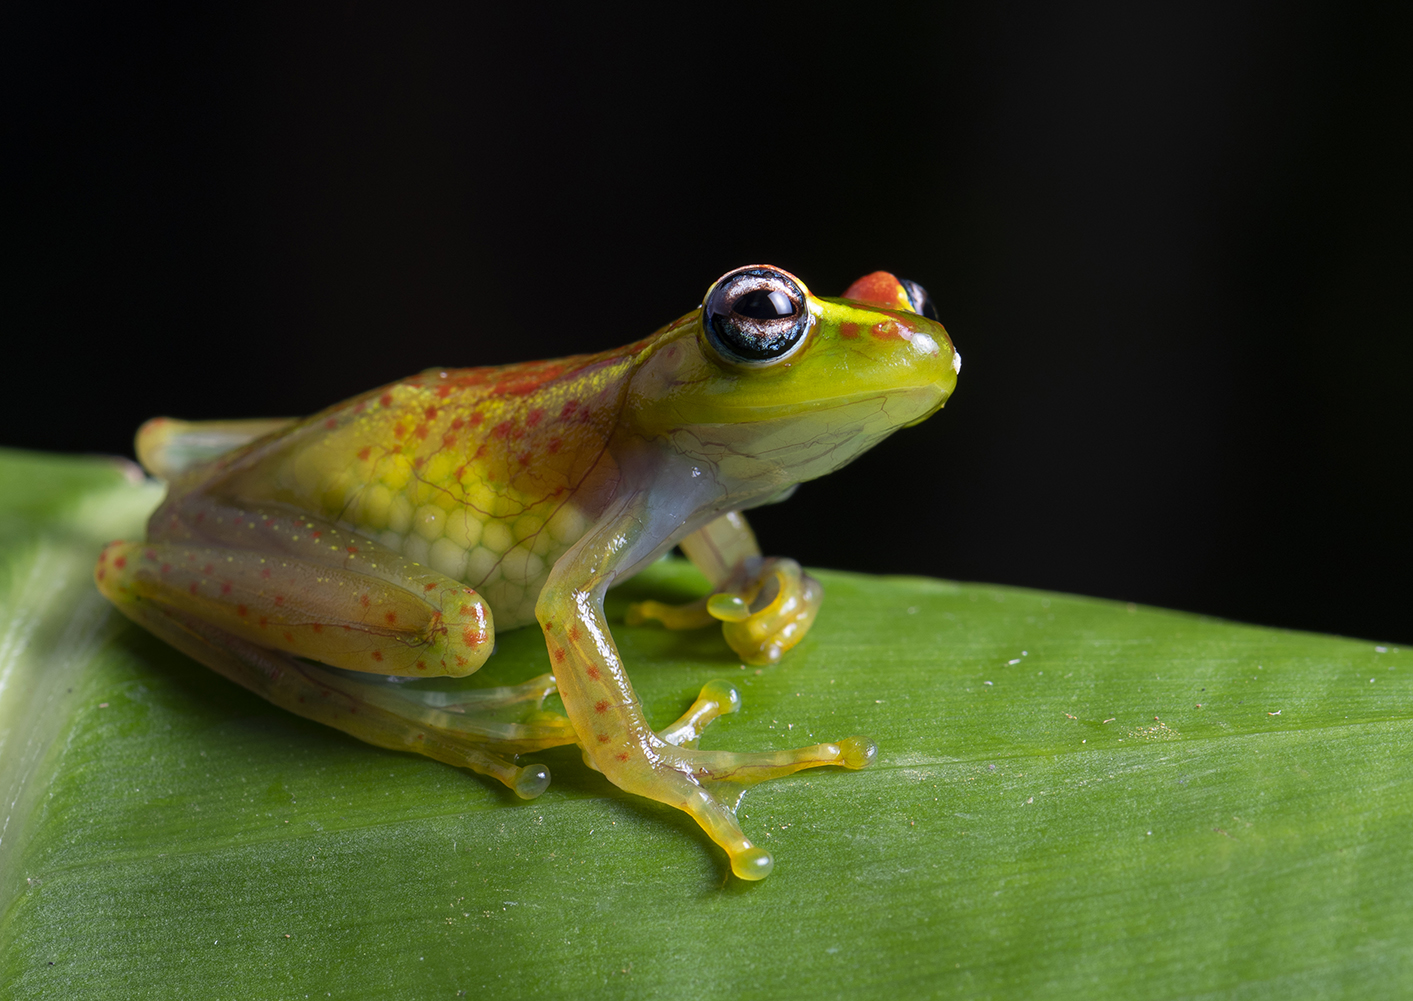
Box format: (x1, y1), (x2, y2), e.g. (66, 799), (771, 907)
(710, 558), (822, 666)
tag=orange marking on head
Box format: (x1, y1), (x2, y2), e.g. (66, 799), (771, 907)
(870, 320), (910, 342)
(594, 699), (609, 714)
(839, 321), (861, 339)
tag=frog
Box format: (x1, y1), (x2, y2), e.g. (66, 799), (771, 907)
(94, 265), (959, 880)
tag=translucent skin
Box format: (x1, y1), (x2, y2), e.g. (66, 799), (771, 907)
(95, 267), (959, 879)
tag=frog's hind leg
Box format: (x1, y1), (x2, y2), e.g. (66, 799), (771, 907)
(136, 417), (297, 479)
(97, 555), (575, 798)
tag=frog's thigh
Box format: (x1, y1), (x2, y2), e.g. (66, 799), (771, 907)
(96, 539), (493, 677)
(96, 567), (565, 798)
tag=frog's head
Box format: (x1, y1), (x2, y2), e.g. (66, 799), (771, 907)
(628, 265), (960, 495)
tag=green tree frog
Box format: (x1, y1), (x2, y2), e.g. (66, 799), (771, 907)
(95, 266), (959, 880)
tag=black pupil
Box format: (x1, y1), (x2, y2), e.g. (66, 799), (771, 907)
(733, 288), (795, 319)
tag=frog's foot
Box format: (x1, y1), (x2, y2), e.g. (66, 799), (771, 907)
(626, 558), (822, 667)
(612, 727), (877, 881)
(98, 549), (576, 798)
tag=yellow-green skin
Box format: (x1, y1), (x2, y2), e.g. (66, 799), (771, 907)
(95, 267), (958, 880)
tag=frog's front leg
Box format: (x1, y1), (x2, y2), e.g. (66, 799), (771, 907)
(626, 511), (822, 665)
(539, 497), (873, 880)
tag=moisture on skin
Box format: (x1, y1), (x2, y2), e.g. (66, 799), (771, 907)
(95, 266), (959, 880)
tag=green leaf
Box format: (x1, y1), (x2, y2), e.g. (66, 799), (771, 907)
(0, 447), (1408, 999)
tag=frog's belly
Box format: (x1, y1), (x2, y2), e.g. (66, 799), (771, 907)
(267, 452), (595, 631)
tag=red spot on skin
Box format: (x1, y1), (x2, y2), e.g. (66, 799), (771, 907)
(474, 444), (489, 459)
(586, 664), (600, 681)
(416, 660), (427, 671)
(274, 595), (285, 606)
(547, 438), (561, 453)
(284, 632), (294, 642)
(492, 421), (513, 439)
(221, 582), (232, 595)
(594, 699), (609, 714)
(424, 582), (437, 592)
(843, 270), (909, 308)
(236, 604), (248, 617)
(114, 556), (127, 569)
(98, 550), (107, 564)
(203, 564), (213, 574)
(437, 385), (451, 399)
(455, 655), (467, 667)
(450, 417), (464, 431)
(195, 511), (205, 523)
(381, 393), (394, 407)
(615, 753), (630, 762)
(443, 433), (457, 448)
(189, 582), (199, 594)
(469, 412), (484, 426)
(554, 648), (566, 663)
(260, 568), (271, 578)
(518, 453), (531, 467)
(560, 400), (579, 419)
(371, 651), (384, 662)
(325, 418), (337, 429)
(264, 519), (275, 527)
(360, 594), (371, 608)
(569, 625), (581, 642)
(454, 464), (466, 480)
(425, 406), (438, 420)
(596, 734), (611, 744)
(144, 549), (157, 561)
(462, 627), (485, 646)
(258, 616), (267, 627)
(385, 612), (398, 625)
(461, 604), (474, 615)
(527, 408), (544, 427)
(839, 321), (861, 339)
(413, 456), (425, 469)
(312, 623), (323, 633)
(96, 569), (105, 580)
(354, 401), (366, 414)
(415, 425), (429, 440)
(357, 446), (371, 461)
(346, 546), (359, 554)
(161, 563), (171, 574)
(870, 320), (908, 341)
(393, 423), (406, 438)
(312, 531), (322, 539)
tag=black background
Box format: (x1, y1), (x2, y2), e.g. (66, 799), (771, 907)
(4, 4), (1409, 642)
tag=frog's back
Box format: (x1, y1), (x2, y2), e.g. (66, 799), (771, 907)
(207, 349), (641, 627)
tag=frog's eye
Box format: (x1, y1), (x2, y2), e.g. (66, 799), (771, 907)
(900, 279), (940, 321)
(703, 266), (811, 363)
